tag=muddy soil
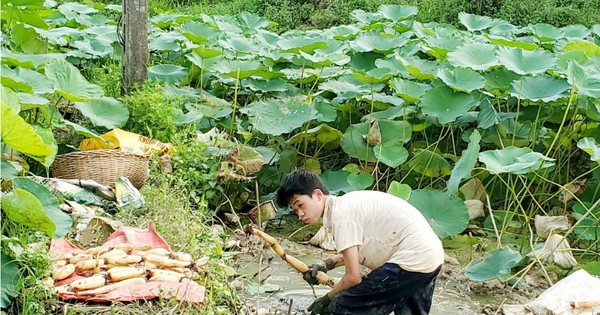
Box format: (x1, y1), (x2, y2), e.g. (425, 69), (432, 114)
(230, 237), (548, 315)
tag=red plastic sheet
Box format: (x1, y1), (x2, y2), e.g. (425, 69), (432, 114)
(50, 223), (205, 304)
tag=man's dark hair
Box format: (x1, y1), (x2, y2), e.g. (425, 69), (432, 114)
(276, 170), (330, 207)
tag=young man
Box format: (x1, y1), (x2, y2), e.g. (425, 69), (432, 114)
(276, 170), (444, 315)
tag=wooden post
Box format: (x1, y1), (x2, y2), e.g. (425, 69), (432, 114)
(122, 0), (148, 95)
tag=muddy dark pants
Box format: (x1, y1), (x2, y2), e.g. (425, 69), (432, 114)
(330, 263), (441, 315)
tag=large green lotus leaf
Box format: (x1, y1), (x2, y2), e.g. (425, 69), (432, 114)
(458, 12), (492, 31)
(210, 60), (267, 79)
(1, 159), (19, 180)
(191, 45), (223, 59)
(202, 15), (242, 33)
(320, 75), (385, 99)
(149, 35), (180, 52)
(320, 170), (353, 194)
(278, 36), (328, 53)
(358, 94), (405, 110)
(399, 57), (439, 80)
(483, 68), (520, 93)
(2, 87), (20, 113)
(340, 122), (377, 162)
(509, 76), (570, 102)
(1, 104), (54, 166)
(447, 130), (481, 196)
(73, 97), (129, 129)
(347, 172), (374, 190)
(238, 12), (272, 30)
(350, 9), (385, 25)
(408, 189), (469, 238)
(323, 25), (360, 40)
(555, 51), (590, 73)
(497, 46), (556, 75)
(72, 38), (113, 57)
(578, 137), (600, 162)
(477, 98), (503, 129)
(390, 78), (431, 103)
(347, 51), (382, 71)
(465, 248), (522, 281)
(288, 124), (343, 144)
(374, 143), (408, 167)
(484, 34), (539, 51)
(409, 149), (452, 177)
(387, 181), (411, 200)
(0, 50), (63, 70)
(180, 20), (219, 43)
(2, 189), (55, 238)
(567, 60), (600, 98)
(1, 253), (20, 308)
(421, 36), (463, 59)
(13, 178), (72, 239)
(315, 99), (337, 123)
(8, 66), (54, 95)
(420, 86), (477, 124)
(351, 32), (408, 53)
(44, 59), (103, 102)
(563, 41), (600, 57)
(353, 68), (394, 84)
(1, 65), (33, 93)
(479, 146), (555, 174)
(32, 126), (57, 167)
(379, 119), (412, 144)
(578, 96), (600, 122)
(365, 106), (415, 121)
(375, 58), (410, 77)
(562, 25), (591, 40)
(447, 44), (498, 71)
(11, 22), (47, 54)
(437, 68), (486, 93)
(378, 5), (418, 21)
(529, 23), (564, 41)
(240, 97), (319, 136)
(593, 25), (600, 37)
(148, 64), (188, 85)
(219, 35), (259, 55)
(244, 78), (291, 93)
(297, 51), (351, 67)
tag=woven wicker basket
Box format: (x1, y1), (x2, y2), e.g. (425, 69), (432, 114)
(50, 150), (149, 189)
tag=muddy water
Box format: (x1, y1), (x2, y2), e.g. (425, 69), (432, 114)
(233, 240), (502, 314)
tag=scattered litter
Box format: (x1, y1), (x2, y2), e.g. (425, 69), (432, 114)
(79, 128), (175, 156)
(529, 233), (578, 269)
(115, 177), (145, 211)
(534, 215), (569, 238)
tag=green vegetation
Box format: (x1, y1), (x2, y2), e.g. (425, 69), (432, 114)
(1, 0), (600, 313)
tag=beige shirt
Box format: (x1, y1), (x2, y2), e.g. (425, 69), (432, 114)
(323, 190), (444, 273)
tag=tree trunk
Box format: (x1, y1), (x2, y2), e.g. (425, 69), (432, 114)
(122, 0), (148, 95)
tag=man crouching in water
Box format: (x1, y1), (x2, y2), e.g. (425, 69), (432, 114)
(276, 170), (444, 315)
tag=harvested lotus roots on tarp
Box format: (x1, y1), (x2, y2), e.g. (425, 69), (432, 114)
(49, 223), (208, 304)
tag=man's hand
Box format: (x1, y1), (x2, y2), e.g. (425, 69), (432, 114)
(307, 294), (332, 314)
(303, 258), (336, 285)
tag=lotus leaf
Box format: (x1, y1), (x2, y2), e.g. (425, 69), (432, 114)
(0, 50), (62, 69)
(562, 25), (590, 40)
(2, 189), (56, 238)
(400, 57), (439, 80)
(408, 149), (452, 177)
(13, 178), (72, 239)
(378, 5), (418, 21)
(375, 58), (409, 77)
(350, 9), (384, 24)
(479, 146), (555, 174)
(408, 189), (469, 237)
(74, 97), (129, 129)
(219, 35), (259, 55)
(358, 93), (405, 109)
(497, 46), (556, 75)
(529, 23), (564, 42)
(1, 159), (19, 181)
(387, 181), (411, 200)
(477, 98), (503, 129)
(374, 143), (408, 168)
(465, 248), (522, 281)
(567, 60), (600, 98)
(447, 43), (498, 71)
(238, 12), (272, 30)
(352, 68), (394, 84)
(210, 59), (268, 79)
(320, 75), (384, 99)
(1, 253), (20, 308)
(148, 64), (188, 85)
(364, 106), (413, 121)
(320, 170), (353, 194)
(509, 76), (570, 102)
(240, 97), (319, 136)
(347, 172), (374, 190)
(278, 36), (328, 53)
(351, 32), (408, 53)
(483, 68), (520, 93)
(2, 87), (20, 113)
(577, 138), (600, 162)
(44, 59), (103, 102)
(437, 68), (486, 93)
(1, 65), (34, 93)
(420, 86), (477, 124)
(288, 124), (343, 144)
(390, 78), (431, 103)
(484, 35), (539, 51)
(340, 122), (377, 162)
(1, 104), (54, 166)
(563, 41), (600, 57)
(572, 202), (599, 241)
(447, 130), (481, 196)
(458, 12), (492, 32)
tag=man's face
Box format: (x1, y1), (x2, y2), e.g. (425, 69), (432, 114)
(289, 190), (324, 224)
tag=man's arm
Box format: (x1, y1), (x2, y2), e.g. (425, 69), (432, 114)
(326, 245), (362, 298)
